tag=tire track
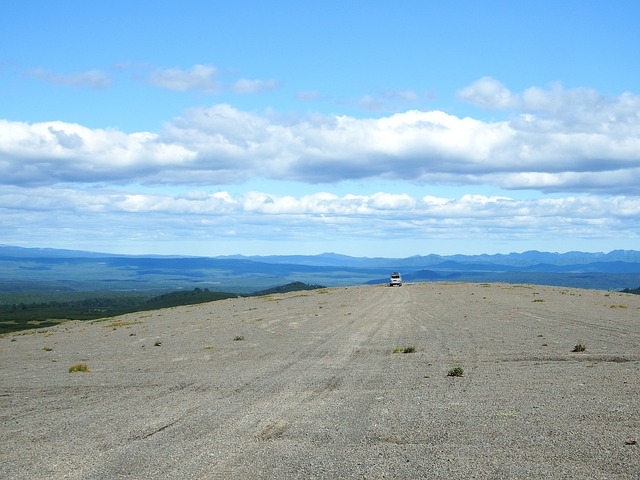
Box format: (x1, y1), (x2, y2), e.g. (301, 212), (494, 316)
(9, 283), (638, 479)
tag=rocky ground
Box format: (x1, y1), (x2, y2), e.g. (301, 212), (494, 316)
(1, 282), (639, 479)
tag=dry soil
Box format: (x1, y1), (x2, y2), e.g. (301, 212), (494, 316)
(1, 282), (639, 479)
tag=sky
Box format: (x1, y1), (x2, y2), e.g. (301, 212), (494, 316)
(1, 1), (639, 257)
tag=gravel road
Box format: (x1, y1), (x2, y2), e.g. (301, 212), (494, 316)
(1, 282), (639, 479)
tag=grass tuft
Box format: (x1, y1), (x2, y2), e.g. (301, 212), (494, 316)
(447, 366), (464, 377)
(393, 346), (416, 354)
(68, 363), (89, 373)
(572, 343), (586, 352)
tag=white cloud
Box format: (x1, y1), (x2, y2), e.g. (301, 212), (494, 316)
(457, 77), (517, 109)
(459, 78), (640, 134)
(141, 64), (278, 95)
(1, 186), (637, 253)
(27, 68), (111, 89)
(1, 80), (639, 194)
(2, 185), (637, 223)
(354, 90), (420, 112)
(0, 119), (195, 185)
(146, 64), (221, 93)
(231, 78), (277, 94)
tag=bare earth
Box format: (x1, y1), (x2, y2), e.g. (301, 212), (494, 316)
(1, 282), (639, 479)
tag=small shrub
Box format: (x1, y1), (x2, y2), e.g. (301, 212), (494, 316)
(42, 347), (53, 351)
(393, 346), (415, 353)
(447, 367), (464, 377)
(572, 343), (586, 352)
(234, 335), (245, 341)
(154, 340), (162, 346)
(68, 363), (89, 373)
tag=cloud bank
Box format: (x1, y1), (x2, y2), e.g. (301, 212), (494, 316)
(2, 186), (637, 251)
(1, 79), (638, 195)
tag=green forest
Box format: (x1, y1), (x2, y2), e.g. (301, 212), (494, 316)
(0, 282), (324, 335)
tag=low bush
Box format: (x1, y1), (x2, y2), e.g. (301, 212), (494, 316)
(393, 346), (415, 353)
(68, 363), (89, 373)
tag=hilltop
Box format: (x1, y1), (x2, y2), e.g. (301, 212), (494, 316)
(1, 283), (638, 478)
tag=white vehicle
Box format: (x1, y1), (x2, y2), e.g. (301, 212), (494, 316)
(389, 272), (403, 286)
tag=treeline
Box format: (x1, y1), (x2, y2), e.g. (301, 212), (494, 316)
(1, 296), (155, 334)
(0, 282), (325, 334)
(252, 281), (326, 296)
(140, 288), (236, 310)
(620, 287), (640, 295)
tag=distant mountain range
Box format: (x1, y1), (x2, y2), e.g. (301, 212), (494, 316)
(1, 245), (640, 292)
(220, 249), (640, 268)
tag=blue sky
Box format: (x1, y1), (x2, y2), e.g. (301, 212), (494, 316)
(1, 1), (639, 257)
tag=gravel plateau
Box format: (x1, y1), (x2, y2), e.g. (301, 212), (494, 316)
(1, 282), (639, 479)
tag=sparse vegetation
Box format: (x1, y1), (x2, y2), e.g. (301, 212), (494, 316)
(42, 346), (53, 351)
(234, 335), (245, 341)
(393, 346), (415, 353)
(572, 343), (586, 352)
(447, 367), (464, 377)
(154, 340), (162, 346)
(104, 320), (141, 328)
(68, 363), (89, 373)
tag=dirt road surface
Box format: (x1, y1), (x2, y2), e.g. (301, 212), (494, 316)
(1, 283), (639, 479)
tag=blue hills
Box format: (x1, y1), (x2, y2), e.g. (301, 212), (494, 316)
(1, 245), (640, 292)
